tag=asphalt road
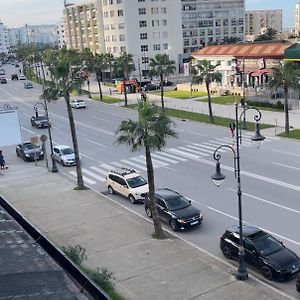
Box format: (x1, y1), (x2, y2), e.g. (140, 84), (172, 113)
(1, 63), (300, 298)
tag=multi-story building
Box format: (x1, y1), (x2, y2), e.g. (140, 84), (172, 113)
(245, 9), (282, 40)
(0, 21), (10, 54)
(296, 3), (300, 35)
(181, 0), (245, 55)
(56, 19), (66, 49)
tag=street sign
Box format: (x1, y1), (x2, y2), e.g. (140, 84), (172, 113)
(40, 135), (47, 142)
(31, 136), (38, 144)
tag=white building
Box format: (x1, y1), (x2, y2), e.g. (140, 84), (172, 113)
(181, 0), (245, 55)
(0, 21), (10, 54)
(56, 19), (66, 49)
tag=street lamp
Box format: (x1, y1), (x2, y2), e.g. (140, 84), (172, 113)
(211, 102), (265, 281)
(34, 101), (59, 173)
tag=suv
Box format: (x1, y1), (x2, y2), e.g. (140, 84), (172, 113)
(106, 168), (148, 204)
(220, 225), (299, 281)
(11, 74), (18, 80)
(144, 188), (203, 231)
(31, 115), (50, 128)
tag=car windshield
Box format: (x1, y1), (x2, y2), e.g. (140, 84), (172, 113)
(252, 234), (284, 256)
(24, 144), (38, 150)
(36, 116), (47, 121)
(165, 195), (190, 211)
(61, 148), (73, 155)
(126, 175), (147, 188)
(77, 100), (84, 103)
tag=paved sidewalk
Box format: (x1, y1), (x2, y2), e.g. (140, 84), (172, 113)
(0, 164), (296, 300)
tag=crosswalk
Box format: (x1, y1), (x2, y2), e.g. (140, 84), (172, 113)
(68, 133), (276, 185)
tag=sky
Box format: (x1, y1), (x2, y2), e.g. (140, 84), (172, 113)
(0, 0), (297, 29)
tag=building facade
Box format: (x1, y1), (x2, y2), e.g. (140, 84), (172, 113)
(245, 9), (282, 40)
(0, 21), (10, 54)
(181, 0), (245, 55)
(296, 3), (300, 35)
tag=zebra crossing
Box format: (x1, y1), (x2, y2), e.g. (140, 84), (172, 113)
(69, 134), (275, 185)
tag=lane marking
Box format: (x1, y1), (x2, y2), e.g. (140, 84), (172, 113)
(158, 151), (187, 161)
(21, 126), (37, 135)
(120, 159), (147, 171)
(271, 149), (300, 158)
(166, 148), (199, 159)
(272, 162), (300, 171)
(178, 146), (210, 156)
(151, 153), (178, 164)
(90, 166), (109, 176)
(82, 169), (106, 181)
(79, 153), (96, 161)
(69, 171), (96, 184)
(86, 139), (107, 148)
(90, 115), (112, 123)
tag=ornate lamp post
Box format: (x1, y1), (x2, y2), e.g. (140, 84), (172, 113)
(211, 102), (265, 280)
(34, 101), (58, 173)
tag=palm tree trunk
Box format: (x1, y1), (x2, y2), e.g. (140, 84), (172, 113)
(40, 60), (46, 84)
(206, 81), (214, 122)
(123, 80), (128, 106)
(160, 75), (165, 110)
(96, 73), (103, 101)
(65, 92), (85, 189)
(145, 147), (165, 239)
(284, 85), (289, 135)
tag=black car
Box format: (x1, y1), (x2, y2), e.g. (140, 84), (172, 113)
(11, 74), (18, 80)
(220, 225), (300, 281)
(0, 78), (7, 84)
(31, 115), (50, 128)
(144, 188), (203, 231)
(297, 275), (300, 292)
(16, 142), (44, 162)
(142, 83), (159, 91)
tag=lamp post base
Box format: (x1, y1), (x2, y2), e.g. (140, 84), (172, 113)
(51, 158), (59, 173)
(235, 268), (248, 281)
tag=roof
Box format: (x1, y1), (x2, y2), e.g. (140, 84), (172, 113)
(192, 41), (293, 59)
(156, 188), (180, 200)
(226, 225), (265, 238)
(284, 43), (300, 61)
(0, 205), (90, 299)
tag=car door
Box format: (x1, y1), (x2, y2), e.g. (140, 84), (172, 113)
(117, 177), (129, 197)
(52, 147), (60, 161)
(156, 197), (169, 223)
(244, 239), (260, 269)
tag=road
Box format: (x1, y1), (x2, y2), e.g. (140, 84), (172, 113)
(1, 63), (300, 298)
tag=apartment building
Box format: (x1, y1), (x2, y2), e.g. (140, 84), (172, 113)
(0, 21), (9, 54)
(296, 3), (300, 35)
(245, 9), (282, 39)
(181, 0), (245, 54)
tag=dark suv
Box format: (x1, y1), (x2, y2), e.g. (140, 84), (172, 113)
(220, 225), (299, 281)
(31, 115), (50, 128)
(144, 188), (203, 231)
(11, 74), (18, 80)
(16, 142), (44, 162)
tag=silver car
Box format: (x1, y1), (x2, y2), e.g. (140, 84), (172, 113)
(52, 145), (76, 166)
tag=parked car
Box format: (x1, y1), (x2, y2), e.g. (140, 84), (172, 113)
(106, 168), (148, 204)
(220, 225), (299, 281)
(0, 78), (7, 84)
(24, 82), (33, 89)
(11, 74), (18, 80)
(296, 274), (300, 293)
(19, 74), (26, 80)
(15, 63), (19, 67)
(71, 99), (86, 109)
(31, 115), (50, 128)
(16, 142), (44, 162)
(0, 69), (5, 75)
(142, 84), (159, 91)
(144, 188), (203, 231)
(53, 145), (76, 166)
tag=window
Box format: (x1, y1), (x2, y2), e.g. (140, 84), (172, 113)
(142, 56), (149, 63)
(111, 35), (117, 41)
(117, 0), (122, 3)
(161, 7), (166, 14)
(119, 23), (125, 29)
(111, 23), (116, 29)
(120, 46), (126, 53)
(140, 33), (147, 39)
(138, 0), (145, 2)
(162, 19), (167, 26)
(110, 10), (115, 17)
(139, 20), (147, 27)
(139, 8), (146, 15)
(119, 34), (125, 41)
(151, 7), (159, 14)
(117, 9), (123, 16)
(141, 45), (148, 52)
(109, 0), (113, 4)
(162, 43), (168, 49)
(153, 44), (160, 51)
(152, 20), (159, 27)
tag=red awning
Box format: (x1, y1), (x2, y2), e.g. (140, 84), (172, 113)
(250, 69), (272, 77)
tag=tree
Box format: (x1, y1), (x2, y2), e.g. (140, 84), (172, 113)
(221, 37), (242, 44)
(93, 53), (107, 101)
(114, 52), (135, 106)
(254, 28), (278, 41)
(148, 54), (176, 110)
(269, 62), (300, 135)
(41, 48), (86, 189)
(191, 59), (222, 122)
(115, 100), (177, 239)
(104, 53), (115, 82)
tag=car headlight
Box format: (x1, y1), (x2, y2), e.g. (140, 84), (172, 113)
(25, 154), (30, 157)
(177, 219), (187, 224)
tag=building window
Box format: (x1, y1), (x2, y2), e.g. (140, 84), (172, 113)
(118, 10), (123, 16)
(110, 10), (115, 17)
(139, 20), (147, 27)
(142, 56), (149, 63)
(109, 0), (113, 4)
(152, 20), (159, 27)
(112, 35), (117, 41)
(138, 0), (145, 2)
(162, 19), (167, 26)
(117, 0), (122, 3)
(140, 33), (147, 39)
(161, 7), (166, 14)
(151, 7), (159, 14)
(184, 39), (189, 46)
(153, 44), (160, 51)
(139, 8), (146, 15)
(120, 46), (126, 52)
(119, 23), (125, 29)
(141, 45), (148, 51)
(119, 34), (125, 41)
(113, 46), (118, 53)
(163, 43), (168, 49)
(111, 23), (116, 29)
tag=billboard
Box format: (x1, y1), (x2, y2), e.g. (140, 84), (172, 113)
(0, 109), (22, 147)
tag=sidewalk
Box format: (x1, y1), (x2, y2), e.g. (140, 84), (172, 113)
(0, 164), (296, 300)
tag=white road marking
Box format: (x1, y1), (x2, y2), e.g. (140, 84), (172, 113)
(21, 126), (37, 135)
(272, 162), (300, 171)
(271, 149), (300, 158)
(100, 163), (115, 170)
(90, 166), (108, 176)
(120, 159), (147, 171)
(90, 115), (112, 123)
(158, 151), (187, 161)
(166, 148), (199, 159)
(82, 169), (106, 181)
(79, 153), (96, 160)
(86, 139), (107, 148)
(151, 153), (178, 163)
(178, 146), (210, 156)
(192, 143), (224, 152)
(69, 171), (96, 184)
(137, 155), (169, 167)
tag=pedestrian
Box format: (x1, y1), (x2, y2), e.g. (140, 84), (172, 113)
(19, 69), (21, 74)
(0, 150), (7, 170)
(109, 88), (112, 95)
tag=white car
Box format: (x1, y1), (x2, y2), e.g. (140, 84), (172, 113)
(106, 168), (149, 204)
(52, 145), (76, 166)
(19, 75), (26, 80)
(71, 99), (86, 109)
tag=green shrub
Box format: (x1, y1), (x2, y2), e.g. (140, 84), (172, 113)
(62, 244), (87, 265)
(246, 100), (284, 111)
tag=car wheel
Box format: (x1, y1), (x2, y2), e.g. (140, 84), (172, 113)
(60, 159), (65, 166)
(170, 218), (179, 231)
(261, 266), (273, 280)
(108, 186), (114, 194)
(129, 194), (136, 204)
(221, 245), (232, 259)
(145, 206), (152, 218)
(16, 150), (19, 157)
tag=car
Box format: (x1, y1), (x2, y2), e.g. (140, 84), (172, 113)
(24, 82), (33, 89)
(31, 115), (50, 128)
(15, 64), (19, 67)
(220, 225), (300, 281)
(52, 145), (76, 166)
(16, 142), (44, 162)
(0, 69), (5, 76)
(144, 188), (203, 231)
(142, 84), (159, 91)
(70, 99), (87, 109)
(106, 168), (148, 204)
(11, 74), (18, 80)
(0, 78), (7, 84)
(297, 275), (300, 293)
(19, 74), (26, 80)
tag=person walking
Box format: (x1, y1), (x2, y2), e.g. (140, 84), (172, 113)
(0, 150), (7, 170)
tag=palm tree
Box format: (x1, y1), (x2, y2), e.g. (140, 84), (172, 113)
(191, 59), (222, 122)
(81, 48), (95, 98)
(269, 62), (300, 135)
(114, 52), (135, 106)
(254, 28), (278, 41)
(41, 48), (86, 190)
(93, 53), (107, 101)
(115, 100), (177, 239)
(148, 54), (176, 110)
(104, 53), (115, 82)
